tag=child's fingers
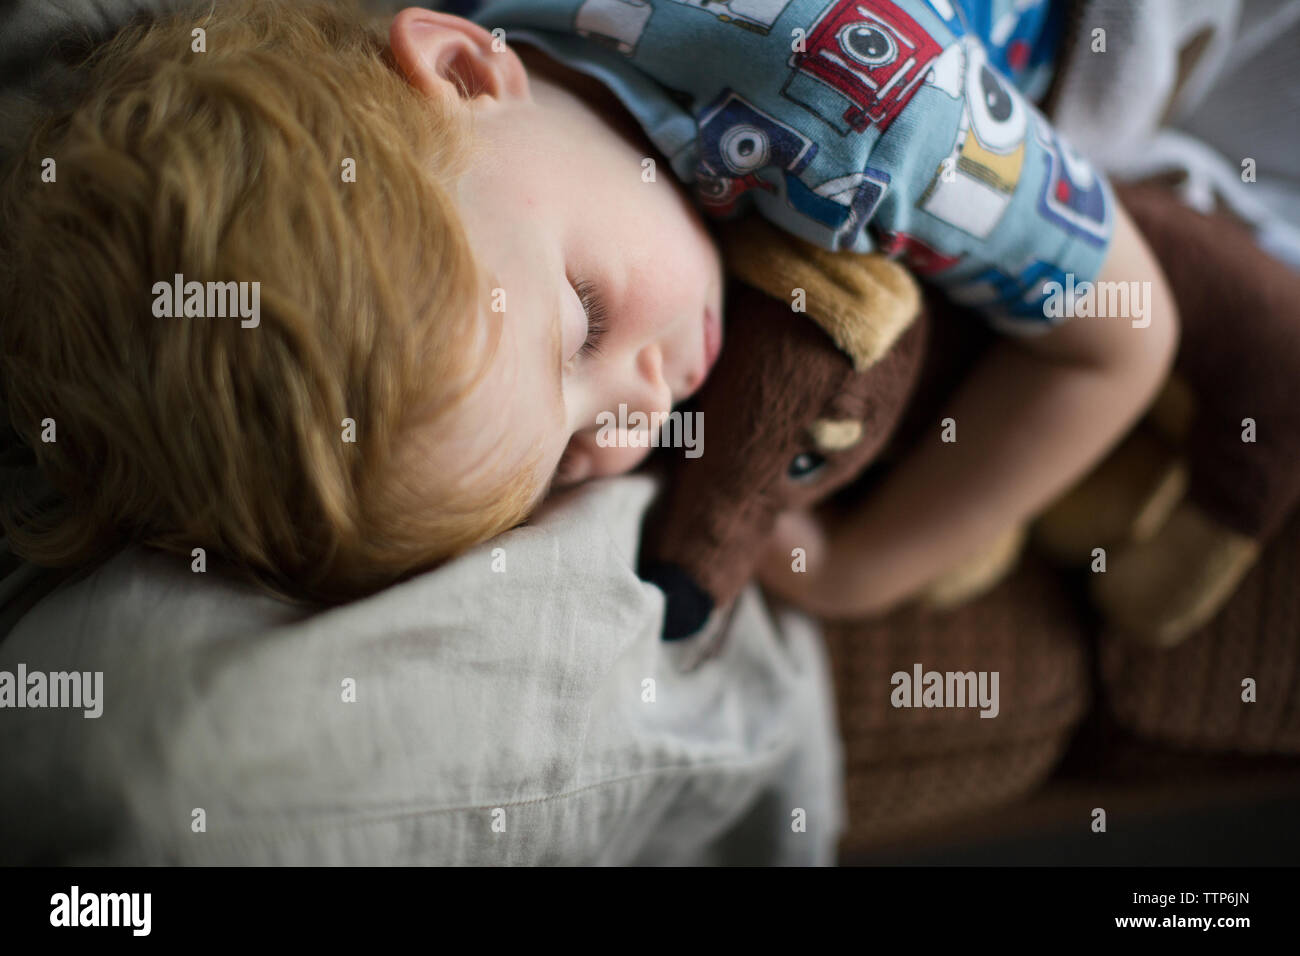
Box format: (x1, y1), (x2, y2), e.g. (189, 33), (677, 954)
(755, 508), (830, 611)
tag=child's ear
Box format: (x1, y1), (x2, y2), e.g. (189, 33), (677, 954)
(389, 7), (529, 106)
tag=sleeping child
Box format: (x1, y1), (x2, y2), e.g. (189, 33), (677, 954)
(0, 0), (1177, 613)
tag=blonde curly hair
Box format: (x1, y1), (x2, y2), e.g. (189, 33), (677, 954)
(0, 0), (542, 603)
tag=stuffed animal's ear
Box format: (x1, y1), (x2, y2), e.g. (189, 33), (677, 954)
(716, 216), (920, 372)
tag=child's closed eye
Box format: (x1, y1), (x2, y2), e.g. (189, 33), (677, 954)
(573, 277), (608, 357)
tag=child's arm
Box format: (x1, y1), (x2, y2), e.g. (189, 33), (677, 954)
(756, 201), (1180, 620)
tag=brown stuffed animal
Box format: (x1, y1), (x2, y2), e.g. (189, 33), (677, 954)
(638, 266), (927, 640)
(641, 182), (1300, 645)
(638, 218), (1018, 640)
(637, 216), (989, 640)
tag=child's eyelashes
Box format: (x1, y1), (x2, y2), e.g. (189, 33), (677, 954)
(573, 277), (608, 358)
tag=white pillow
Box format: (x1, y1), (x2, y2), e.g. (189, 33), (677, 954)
(0, 474), (844, 864)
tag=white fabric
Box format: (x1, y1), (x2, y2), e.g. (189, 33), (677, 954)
(0, 475), (845, 865)
(1049, 0), (1300, 269)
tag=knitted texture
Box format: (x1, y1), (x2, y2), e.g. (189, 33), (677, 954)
(1100, 504), (1300, 753)
(822, 552), (1090, 851)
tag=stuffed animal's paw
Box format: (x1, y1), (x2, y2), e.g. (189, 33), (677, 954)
(1090, 500), (1261, 647)
(919, 523), (1028, 611)
(1032, 425), (1188, 565)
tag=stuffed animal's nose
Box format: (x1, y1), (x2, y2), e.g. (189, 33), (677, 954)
(639, 561), (715, 640)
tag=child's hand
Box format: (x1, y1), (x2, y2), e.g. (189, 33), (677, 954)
(755, 506), (924, 619)
(755, 509), (832, 614)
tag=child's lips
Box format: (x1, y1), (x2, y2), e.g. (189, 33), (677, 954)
(682, 303), (721, 399)
(702, 303), (722, 377)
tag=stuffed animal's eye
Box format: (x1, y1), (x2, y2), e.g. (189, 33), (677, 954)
(788, 451), (827, 481)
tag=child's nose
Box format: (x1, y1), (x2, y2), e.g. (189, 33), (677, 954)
(633, 343), (674, 412)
